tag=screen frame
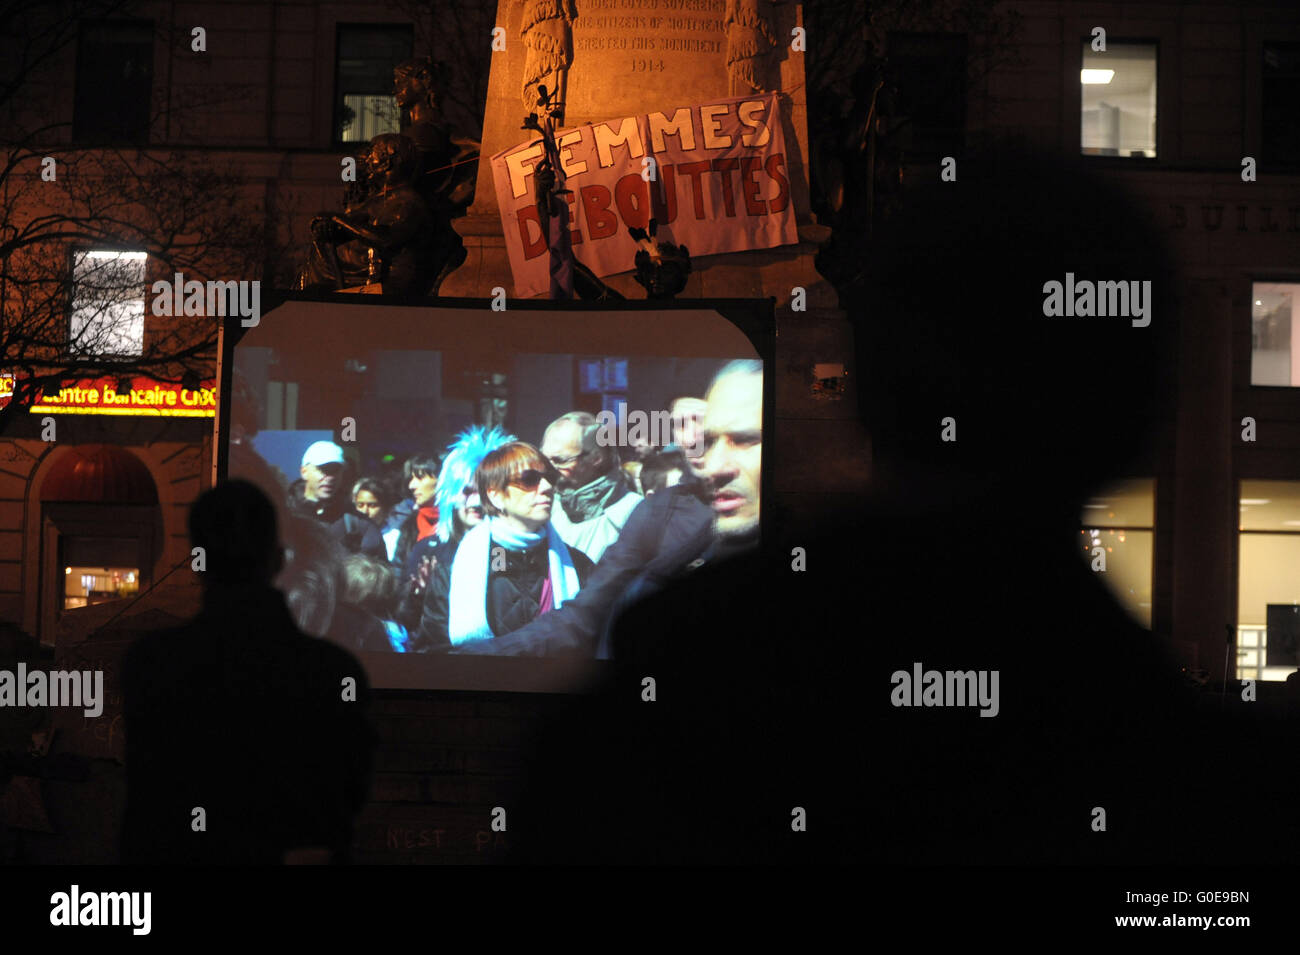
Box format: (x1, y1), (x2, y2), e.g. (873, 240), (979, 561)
(214, 292), (776, 694)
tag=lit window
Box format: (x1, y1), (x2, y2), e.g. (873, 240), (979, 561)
(1079, 478), (1155, 628)
(1080, 42), (1157, 158)
(69, 251), (147, 357)
(335, 24), (413, 144)
(1250, 281), (1300, 385)
(1237, 480), (1300, 681)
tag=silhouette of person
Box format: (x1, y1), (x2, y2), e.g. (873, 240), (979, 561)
(509, 151), (1300, 864)
(121, 480), (376, 864)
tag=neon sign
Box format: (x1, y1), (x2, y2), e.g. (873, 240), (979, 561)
(0, 374), (216, 417)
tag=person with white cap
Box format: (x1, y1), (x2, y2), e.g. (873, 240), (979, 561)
(288, 440), (348, 523)
(288, 440), (385, 559)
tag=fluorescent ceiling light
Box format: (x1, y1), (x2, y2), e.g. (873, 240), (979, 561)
(1081, 69), (1115, 84)
(1241, 499), (1272, 505)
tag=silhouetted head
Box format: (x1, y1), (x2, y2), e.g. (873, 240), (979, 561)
(851, 150), (1178, 522)
(189, 480), (284, 586)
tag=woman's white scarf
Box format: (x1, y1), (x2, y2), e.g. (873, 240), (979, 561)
(447, 518), (581, 645)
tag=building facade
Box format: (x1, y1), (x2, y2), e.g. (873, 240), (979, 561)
(947, 1), (1300, 679)
(3, 0), (1298, 667)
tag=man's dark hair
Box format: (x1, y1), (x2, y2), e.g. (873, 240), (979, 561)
(639, 448), (689, 495)
(350, 476), (392, 509)
(189, 481), (280, 584)
(403, 453), (442, 482)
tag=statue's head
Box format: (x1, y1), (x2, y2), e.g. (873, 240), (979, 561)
(366, 133), (417, 186)
(394, 57), (444, 109)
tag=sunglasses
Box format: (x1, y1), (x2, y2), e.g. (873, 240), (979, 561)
(547, 451), (585, 467)
(509, 467), (558, 490)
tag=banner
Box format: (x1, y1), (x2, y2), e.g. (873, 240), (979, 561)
(492, 92), (796, 298)
(0, 373), (216, 417)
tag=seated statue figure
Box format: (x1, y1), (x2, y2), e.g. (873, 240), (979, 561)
(392, 57), (475, 289)
(299, 134), (437, 297)
(392, 57), (479, 216)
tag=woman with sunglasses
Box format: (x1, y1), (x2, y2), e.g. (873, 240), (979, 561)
(412, 441), (595, 650)
(395, 426), (514, 637)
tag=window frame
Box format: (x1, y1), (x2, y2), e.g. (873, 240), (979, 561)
(1234, 478), (1300, 682)
(331, 21), (415, 148)
(1062, 13), (1179, 165)
(1078, 477), (1157, 630)
(1246, 21), (1300, 172)
(1245, 273), (1300, 395)
(65, 248), (149, 360)
(1076, 36), (1161, 162)
(71, 17), (155, 145)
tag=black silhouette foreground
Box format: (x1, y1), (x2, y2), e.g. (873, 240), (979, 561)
(121, 481), (375, 864)
(509, 152), (1300, 864)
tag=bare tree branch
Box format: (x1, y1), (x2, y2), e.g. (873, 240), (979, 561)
(0, 1), (279, 433)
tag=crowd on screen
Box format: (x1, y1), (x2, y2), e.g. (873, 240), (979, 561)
(266, 360), (762, 657)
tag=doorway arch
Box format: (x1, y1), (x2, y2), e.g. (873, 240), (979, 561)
(35, 445), (161, 644)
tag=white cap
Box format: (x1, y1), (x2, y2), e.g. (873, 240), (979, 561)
(301, 440), (345, 468)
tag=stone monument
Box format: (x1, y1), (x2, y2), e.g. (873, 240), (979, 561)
(439, 0), (863, 498)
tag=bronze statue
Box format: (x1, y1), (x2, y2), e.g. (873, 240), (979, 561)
(299, 134), (438, 296)
(392, 57), (479, 216)
(393, 56), (476, 289)
(299, 56), (484, 297)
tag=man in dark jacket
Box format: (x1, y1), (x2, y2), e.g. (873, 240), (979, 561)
(457, 360), (763, 658)
(510, 150), (1300, 870)
(286, 440), (348, 523)
(122, 481), (376, 864)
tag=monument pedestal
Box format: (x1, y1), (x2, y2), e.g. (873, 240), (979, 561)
(441, 0), (868, 507)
